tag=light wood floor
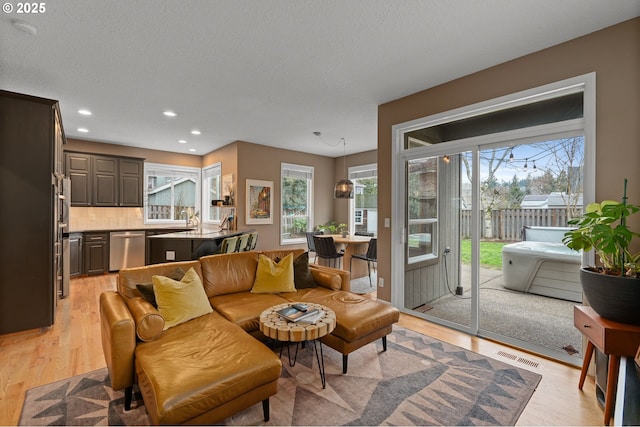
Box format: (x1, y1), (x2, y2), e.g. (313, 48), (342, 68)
(0, 274), (604, 426)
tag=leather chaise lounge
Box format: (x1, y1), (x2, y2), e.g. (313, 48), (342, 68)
(100, 248), (399, 425)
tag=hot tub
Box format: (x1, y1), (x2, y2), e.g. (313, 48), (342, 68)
(501, 241), (581, 302)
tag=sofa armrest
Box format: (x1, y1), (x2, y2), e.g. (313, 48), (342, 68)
(125, 297), (165, 342)
(100, 291), (136, 392)
(309, 264), (351, 292)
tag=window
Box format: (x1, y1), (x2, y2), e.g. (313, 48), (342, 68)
(144, 163), (201, 223)
(201, 163), (222, 223)
(281, 163), (313, 244)
(407, 157), (438, 263)
(349, 164), (377, 235)
(354, 209), (363, 225)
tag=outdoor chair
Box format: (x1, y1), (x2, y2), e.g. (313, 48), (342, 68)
(313, 235), (344, 269)
(350, 238), (377, 286)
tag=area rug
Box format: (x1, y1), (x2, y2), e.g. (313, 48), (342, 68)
(19, 327), (541, 426)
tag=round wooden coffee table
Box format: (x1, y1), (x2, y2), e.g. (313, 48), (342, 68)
(260, 302), (336, 388)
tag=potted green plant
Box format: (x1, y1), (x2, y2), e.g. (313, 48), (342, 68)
(563, 179), (640, 325)
(316, 221), (349, 236)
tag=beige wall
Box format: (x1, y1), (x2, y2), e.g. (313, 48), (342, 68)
(377, 17), (640, 302)
(235, 141), (336, 251)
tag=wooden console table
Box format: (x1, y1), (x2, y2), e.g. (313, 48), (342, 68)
(574, 305), (640, 425)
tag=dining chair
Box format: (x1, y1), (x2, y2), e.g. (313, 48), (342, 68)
(306, 231), (323, 263)
(350, 238), (377, 286)
(313, 235), (344, 269)
(354, 231), (374, 236)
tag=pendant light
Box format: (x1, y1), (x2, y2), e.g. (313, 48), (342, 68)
(334, 138), (353, 199)
(313, 132), (354, 199)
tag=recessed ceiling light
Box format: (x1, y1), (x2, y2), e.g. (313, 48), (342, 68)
(188, 148), (196, 152)
(77, 128), (89, 133)
(190, 130), (201, 135)
(163, 111), (177, 117)
(178, 139), (187, 144)
(78, 109), (92, 116)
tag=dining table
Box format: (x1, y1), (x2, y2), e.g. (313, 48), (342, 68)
(316, 234), (373, 280)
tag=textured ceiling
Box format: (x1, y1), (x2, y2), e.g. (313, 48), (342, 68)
(1, 0), (639, 157)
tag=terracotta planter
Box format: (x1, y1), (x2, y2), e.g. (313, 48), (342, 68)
(580, 267), (640, 326)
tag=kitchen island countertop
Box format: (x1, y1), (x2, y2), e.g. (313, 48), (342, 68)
(147, 228), (252, 240)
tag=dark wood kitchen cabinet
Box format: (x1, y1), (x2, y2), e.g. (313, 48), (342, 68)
(84, 232), (109, 275)
(0, 90), (66, 334)
(65, 152), (92, 207)
(93, 155), (118, 206)
(65, 152), (143, 207)
(119, 158), (143, 206)
(69, 233), (83, 278)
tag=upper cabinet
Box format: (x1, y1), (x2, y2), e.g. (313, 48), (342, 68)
(93, 155), (118, 206)
(65, 151), (144, 207)
(119, 158), (144, 207)
(66, 152), (92, 206)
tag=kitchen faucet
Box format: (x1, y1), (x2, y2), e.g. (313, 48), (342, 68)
(181, 209), (190, 228)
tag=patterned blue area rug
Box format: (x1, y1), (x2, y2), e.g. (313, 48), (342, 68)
(20, 327), (541, 426)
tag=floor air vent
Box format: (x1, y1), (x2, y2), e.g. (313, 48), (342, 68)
(497, 351), (540, 369)
(497, 350), (517, 360)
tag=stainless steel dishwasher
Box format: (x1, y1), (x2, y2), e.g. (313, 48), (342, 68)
(109, 231), (146, 271)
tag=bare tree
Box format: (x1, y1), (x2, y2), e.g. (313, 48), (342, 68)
(461, 147), (514, 238)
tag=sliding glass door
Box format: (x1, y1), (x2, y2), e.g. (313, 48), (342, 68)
(392, 75), (594, 365)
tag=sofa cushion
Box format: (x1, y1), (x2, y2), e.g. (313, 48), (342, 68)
(199, 250), (306, 298)
(281, 288), (400, 342)
(136, 267), (186, 307)
(311, 269), (342, 290)
(135, 313), (282, 425)
(293, 252), (318, 289)
(153, 267), (213, 330)
(200, 252), (260, 297)
(209, 292), (289, 332)
(118, 260), (202, 301)
(251, 253), (296, 293)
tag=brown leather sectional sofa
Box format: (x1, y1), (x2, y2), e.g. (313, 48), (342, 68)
(99, 248), (399, 425)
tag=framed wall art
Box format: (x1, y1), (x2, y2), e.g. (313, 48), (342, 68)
(246, 179), (273, 224)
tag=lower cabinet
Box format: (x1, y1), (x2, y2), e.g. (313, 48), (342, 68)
(84, 232), (109, 275)
(69, 233), (83, 278)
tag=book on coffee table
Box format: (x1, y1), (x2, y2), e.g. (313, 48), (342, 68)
(276, 306), (320, 323)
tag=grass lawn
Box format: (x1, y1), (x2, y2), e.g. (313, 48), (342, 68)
(460, 239), (508, 270)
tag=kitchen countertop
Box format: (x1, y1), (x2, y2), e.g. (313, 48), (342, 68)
(147, 228), (252, 240)
(69, 225), (194, 234)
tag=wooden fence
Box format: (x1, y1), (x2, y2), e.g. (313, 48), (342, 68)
(460, 208), (572, 241)
(148, 205), (193, 220)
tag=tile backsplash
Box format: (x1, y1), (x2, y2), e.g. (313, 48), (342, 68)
(70, 207), (147, 231)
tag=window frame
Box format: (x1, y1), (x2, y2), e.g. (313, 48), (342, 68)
(406, 157), (439, 265)
(348, 163), (377, 236)
(201, 163), (223, 224)
(144, 162), (202, 225)
(280, 162), (314, 245)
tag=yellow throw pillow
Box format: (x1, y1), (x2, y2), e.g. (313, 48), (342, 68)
(251, 253), (296, 293)
(152, 267), (213, 330)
